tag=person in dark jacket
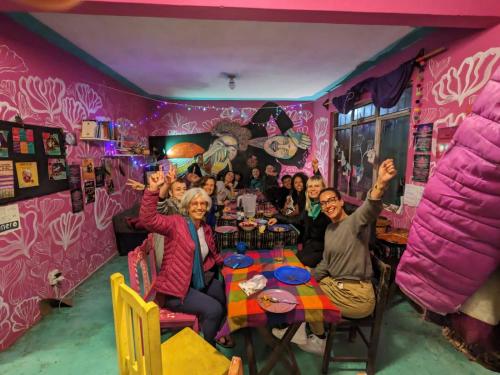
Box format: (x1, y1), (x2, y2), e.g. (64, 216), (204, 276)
(268, 174), (328, 267)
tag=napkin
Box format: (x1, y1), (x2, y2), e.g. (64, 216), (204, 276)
(238, 274), (267, 296)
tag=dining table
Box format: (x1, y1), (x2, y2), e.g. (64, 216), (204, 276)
(375, 227), (409, 306)
(220, 249), (341, 375)
(215, 197), (299, 251)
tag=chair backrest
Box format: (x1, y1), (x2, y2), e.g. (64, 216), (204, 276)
(369, 257), (391, 347)
(373, 257), (391, 309)
(111, 273), (163, 375)
(128, 235), (157, 301)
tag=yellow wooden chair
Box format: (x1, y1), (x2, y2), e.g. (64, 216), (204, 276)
(111, 273), (242, 375)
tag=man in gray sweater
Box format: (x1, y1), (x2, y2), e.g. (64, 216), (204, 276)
(299, 159), (397, 355)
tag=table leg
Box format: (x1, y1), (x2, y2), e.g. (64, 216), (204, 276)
(258, 323), (301, 375)
(244, 328), (257, 375)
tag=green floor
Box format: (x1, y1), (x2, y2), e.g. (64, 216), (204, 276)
(0, 256), (494, 375)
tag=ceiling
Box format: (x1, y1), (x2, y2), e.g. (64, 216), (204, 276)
(30, 13), (413, 100)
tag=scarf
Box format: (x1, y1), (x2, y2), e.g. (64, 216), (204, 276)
(186, 218), (205, 291)
(308, 200), (321, 220)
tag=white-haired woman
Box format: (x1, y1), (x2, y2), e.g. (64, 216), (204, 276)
(139, 171), (234, 348)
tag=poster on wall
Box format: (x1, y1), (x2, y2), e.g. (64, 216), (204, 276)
(48, 158), (67, 180)
(104, 159), (115, 194)
(43, 132), (62, 156)
(95, 166), (105, 188)
(0, 204), (21, 235)
(0, 160), (15, 199)
(15, 161), (39, 188)
(68, 164), (83, 213)
(12, 127), (35, 154)
(0, 130), (9, 157)
(82, 158), (95, 181)
(414, 123), (433, 153)
(412, 154), (431, 182)
(84, 180), (95, 203)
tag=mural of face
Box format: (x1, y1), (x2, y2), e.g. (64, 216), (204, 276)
(203, 134), (239, 174)
(263, 135), (298, 159)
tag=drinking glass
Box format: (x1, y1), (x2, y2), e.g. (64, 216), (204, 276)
(273, 241), (284, 263)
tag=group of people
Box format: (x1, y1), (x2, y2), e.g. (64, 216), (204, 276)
(135, 154), (397, 356)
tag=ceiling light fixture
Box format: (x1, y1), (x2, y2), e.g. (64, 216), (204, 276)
(221, 72), (238, 90)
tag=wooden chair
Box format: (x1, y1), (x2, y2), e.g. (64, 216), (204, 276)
(322, 258), (392, 375)
(111, 273), (242, 375)
(128, 235), (199, 332)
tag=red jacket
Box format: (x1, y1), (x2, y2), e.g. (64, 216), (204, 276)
(139, 190), (223, 299)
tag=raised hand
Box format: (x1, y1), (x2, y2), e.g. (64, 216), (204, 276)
(148, 171), (165, 192)
(312, 157), (319, 172)
(126, 178), (145, 191)
(377, 159), (397, 184)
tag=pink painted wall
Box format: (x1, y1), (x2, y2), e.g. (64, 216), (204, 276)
(146, 100), (319, 178)
(0, 15), (153, 349)
(314, 24), (500, 228)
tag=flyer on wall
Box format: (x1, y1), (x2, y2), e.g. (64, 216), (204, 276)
(68, 164), (82, 190)
(412, 154), (431, 182)
(0, 160), (15, 199)
(0, 204), (21, 235)
(15, 161), (39, 188)
(414, 123), (433, 153)
(48, 158), (67, 180)
(84, 180), (95, 203)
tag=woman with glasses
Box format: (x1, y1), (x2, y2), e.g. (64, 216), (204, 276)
(139, 171), (234, 348)
(298, 159), (397, 355)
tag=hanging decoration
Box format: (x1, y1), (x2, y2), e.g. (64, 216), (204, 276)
(413, 59), (426, 125)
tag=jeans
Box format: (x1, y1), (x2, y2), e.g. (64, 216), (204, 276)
(163, 278), (226, 346)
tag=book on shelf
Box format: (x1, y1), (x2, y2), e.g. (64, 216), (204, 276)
(81, 120), (117, 141)
(81, 120), (98, 138)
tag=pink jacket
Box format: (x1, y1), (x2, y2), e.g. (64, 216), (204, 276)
(396, 67), (500, 314)
(139, 190), (223, 299)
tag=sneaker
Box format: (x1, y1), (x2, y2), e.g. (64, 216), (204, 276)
(298, 334), (326, 356)
(272, 323), (307, 345)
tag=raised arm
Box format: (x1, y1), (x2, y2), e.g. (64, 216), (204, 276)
(140, 171), (179, 236)
(352, 159), (397, 226)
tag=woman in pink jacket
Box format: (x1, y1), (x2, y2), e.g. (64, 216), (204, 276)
(139, 170), (230, 347)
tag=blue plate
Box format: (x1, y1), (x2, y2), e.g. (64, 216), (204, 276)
(274, 266), (311, 285)
(224, 254), (254, 269)
(268, 224), (292, 233)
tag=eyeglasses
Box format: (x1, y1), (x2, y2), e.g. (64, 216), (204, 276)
(190, 201), (208, 208)
(319, 196), (338, 208)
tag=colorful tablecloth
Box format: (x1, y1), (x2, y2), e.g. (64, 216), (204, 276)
(221, 250), (341, 333)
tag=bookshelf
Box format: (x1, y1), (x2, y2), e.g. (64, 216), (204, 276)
(107, 154), (146, 158)
(80, 137), (117, 142)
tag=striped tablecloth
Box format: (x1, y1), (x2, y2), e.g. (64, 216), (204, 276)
(221, 250), (341, 333)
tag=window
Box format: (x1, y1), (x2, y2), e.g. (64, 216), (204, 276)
(332, 87), (411, 205)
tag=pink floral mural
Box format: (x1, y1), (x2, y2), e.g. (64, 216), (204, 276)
(315, 25), (500, 228)
(0, 15), (152, 349)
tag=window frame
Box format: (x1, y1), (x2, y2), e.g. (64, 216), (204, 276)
(330, 93), (411, 204)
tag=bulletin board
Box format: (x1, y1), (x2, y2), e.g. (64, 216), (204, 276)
(0, 120), (69, 205)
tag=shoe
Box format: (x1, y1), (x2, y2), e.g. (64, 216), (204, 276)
(272, 323), (307, 345)
(298, 334), (326, 356)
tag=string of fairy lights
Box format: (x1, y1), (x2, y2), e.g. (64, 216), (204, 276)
(105, 101), (307, 168)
